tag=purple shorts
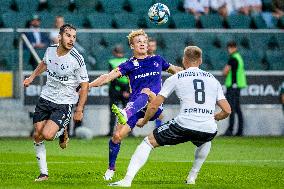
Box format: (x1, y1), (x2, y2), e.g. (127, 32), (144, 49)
(127, 107), (163, 129)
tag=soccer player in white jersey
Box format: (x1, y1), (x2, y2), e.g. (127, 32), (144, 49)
(23, 24), (89, 181)
(109, 46), (231, 187)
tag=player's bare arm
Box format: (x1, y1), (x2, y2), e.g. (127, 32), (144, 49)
(74, 82), (89, 122)
(89, 69), (122, 88)
(23, 61), (47, 87)
(167, 64), (184, 75)
(136, 95), (165, 127)
(214, 99), (231, 121)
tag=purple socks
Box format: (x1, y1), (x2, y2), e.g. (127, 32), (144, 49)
(108, 139), (121, 170)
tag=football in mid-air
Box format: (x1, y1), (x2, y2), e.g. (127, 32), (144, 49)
(148, 3), (170, 25)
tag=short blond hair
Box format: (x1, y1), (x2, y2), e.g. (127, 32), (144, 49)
(127, 29), (148, 45)
(184, 46), (202, 63)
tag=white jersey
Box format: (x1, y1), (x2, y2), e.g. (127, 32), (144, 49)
(159, 67), (225, 133)
(40, 45), (89, 104)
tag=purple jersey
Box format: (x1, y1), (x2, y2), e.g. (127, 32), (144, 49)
(118, 55), (170, 101)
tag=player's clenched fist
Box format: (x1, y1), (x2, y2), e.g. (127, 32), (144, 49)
(23, 77), (33, 87)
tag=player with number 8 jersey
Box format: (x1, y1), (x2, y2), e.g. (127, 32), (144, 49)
(109, 46), (231, 187)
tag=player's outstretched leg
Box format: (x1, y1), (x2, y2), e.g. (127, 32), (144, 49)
(186, 141), (211, 185)
(109, 136), (154, 187)
(112, 93), (150, 125)
(33, 122), (49, 182)
(105, 124), (131, 181)
(104, 139), (121, 181)
(34, 141), (49, 181)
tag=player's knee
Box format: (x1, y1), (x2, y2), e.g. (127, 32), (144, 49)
(141, 88), (150, 95)
(144, 136), (156, 148)
(112, 132), (122, 143)
(42, 131), (55, 141)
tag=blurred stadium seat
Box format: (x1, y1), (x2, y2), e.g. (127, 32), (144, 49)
(265, 50), (284, 70)
(172, 13), (196, 28)
(2, 12), (30, 28)
(87, 13), (114, 28)
(200, 14), (223, 28)
(113, 13), (140, 29)
(227, 14), (251, 29)
(252, 15), (268, 29)
(99, 0), (125, 14)
(126, 0), (153, 14)
(15, 0), (39, 13)
(208, 49), (228, 70)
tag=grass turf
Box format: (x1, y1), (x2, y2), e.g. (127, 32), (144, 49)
(0, 137), (283, 189)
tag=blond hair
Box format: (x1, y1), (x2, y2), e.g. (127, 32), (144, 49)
(184, 46), (202, 63)
(127, 29), (148, 45)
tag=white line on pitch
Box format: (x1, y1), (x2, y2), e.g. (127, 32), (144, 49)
(0, 159), (284, 165)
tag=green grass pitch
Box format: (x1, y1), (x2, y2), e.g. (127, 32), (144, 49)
(0, 137), (283, 189)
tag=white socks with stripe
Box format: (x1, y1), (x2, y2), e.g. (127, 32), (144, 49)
(123, 137), (154, 184)
(188, 141), (211, 182)
(34, 141), (48, 175)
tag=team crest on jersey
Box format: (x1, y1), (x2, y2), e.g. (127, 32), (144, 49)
(61, 64), (69, 70)
(133, 59), (139, 67)
(153, 61), (159, 67)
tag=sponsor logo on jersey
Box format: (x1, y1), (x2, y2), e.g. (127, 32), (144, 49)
(134, 71), (160, 79)
(47, 69), (69, 81)
(183, 108), (214, 114)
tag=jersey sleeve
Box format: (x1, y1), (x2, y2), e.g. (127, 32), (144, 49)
(118, 60), (132, 76)
(74, 56), (89, 83)
(159, 75), (176, 98)
(159, 56), (171, 71)
(216, 80), (226, 101)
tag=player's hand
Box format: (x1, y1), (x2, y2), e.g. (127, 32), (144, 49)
(136, 118), (146, 128)
(214, 113), (222, 121)
(23, 77), (33, 87)
(73, 111), (83, 122)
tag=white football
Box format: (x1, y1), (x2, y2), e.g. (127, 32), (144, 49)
(148, 3), (170, 25)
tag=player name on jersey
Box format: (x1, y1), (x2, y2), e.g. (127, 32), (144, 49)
(178, 71), (213, 79)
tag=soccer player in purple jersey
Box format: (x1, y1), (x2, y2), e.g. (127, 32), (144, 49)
(89, 29), (183, 181)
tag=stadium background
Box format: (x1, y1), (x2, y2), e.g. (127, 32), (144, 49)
(0, 0), (283, 137)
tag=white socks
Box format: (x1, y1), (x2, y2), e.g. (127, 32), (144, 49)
(124, 137), (154, 184)
(34, 141), (48, 175)
(188, 141), (211, 181)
